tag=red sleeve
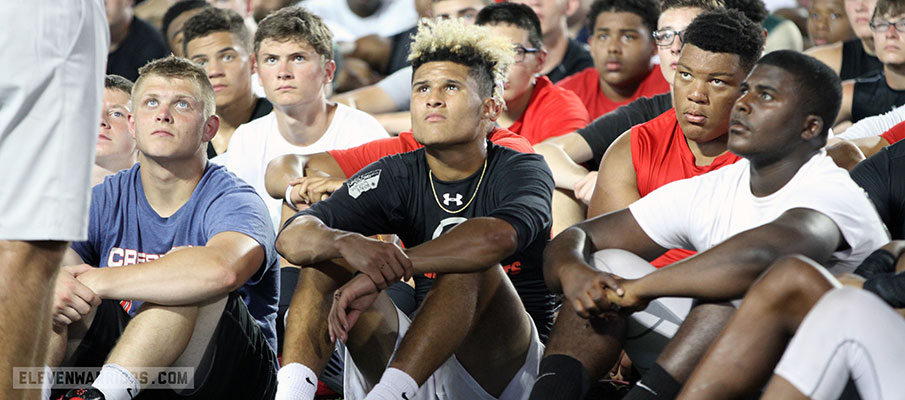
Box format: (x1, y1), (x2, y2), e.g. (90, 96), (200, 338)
(327, 133), (417, 177)
(880, 120), (905, 144)
(489, 128), (535, 153)
(535, 86), (590, 141)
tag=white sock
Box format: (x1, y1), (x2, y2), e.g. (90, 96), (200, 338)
(42, 365), (53, 400)
(275, 362), (319, 400)
(364, 368), (419, 400)
(92, 364), (139, 400)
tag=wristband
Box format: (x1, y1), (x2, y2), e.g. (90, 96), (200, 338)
(285, 184), (299, 212)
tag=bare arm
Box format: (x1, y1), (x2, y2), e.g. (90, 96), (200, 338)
(587, 130), (639, 218)
(375, 111), (412, 135)
(534, 132), (593, 189)
(76, 231), (267, 305)
(804, 42), (844, 75)
(851, 135), (891, 158)
(627, 208), (843, 303)
(405, 217), (519, 274)
(834, 80), (855, 126)
(263, 152), (347, 200)
(333, 84), (398, 115)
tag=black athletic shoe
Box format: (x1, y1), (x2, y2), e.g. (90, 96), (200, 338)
(59, 387), (106, 400)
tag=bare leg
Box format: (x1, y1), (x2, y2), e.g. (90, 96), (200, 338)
(655, 302), (736, 382)
(761, 376), (810, 399)
(389, 266), (533, 397)
(678, 256), (836, 399)
(544, 308), (627, 379)
(0, 240), (67, 400)
(552, 189), (586, 236)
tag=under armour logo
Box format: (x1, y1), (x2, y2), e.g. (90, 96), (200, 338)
(443, 193), (463, 206)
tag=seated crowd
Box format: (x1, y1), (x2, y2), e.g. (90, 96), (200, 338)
(10, 0), (905, 400)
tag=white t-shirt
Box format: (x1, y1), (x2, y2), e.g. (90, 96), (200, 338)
(629, 151), (889, 273)
(223, 103), (388, 230)
(300, 0), (418, 43)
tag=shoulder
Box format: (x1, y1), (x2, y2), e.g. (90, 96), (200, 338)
(557, 67), (596, 90)
(488, 144), (550, 177)
(634, 108), (677, 135)
(489, 128), (534, 153)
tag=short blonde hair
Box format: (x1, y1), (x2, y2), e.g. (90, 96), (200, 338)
(408, 18), (514, 105)
(133, 55), (216, 119)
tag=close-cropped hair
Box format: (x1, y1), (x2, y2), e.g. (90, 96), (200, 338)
(682, 9), (764, 72)
(134, 56), (216, 119)
(756, 50), (842, 139)
(660, 0), (724, 13)
(588, 0), (660, 33)
(254, 6), (333, 60)
(161, 1), (209, 46)
(105, 74), (134, 95)
(722, 0), (768, 24)
(874, 0), (905, 20)
(182, 7), (252, 56)
(408, 18), (515, 105)
(475, 3), (544, 49)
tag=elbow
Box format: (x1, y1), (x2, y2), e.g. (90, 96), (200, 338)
(274, 232), (297, 264)
(484, 222), (519, 262)
(220, 269), (242, 292)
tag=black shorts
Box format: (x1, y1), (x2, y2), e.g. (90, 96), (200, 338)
(55, 292), (277, 399)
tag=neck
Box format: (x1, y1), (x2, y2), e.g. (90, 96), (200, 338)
(137, 152), (207, 217)
(598, 67), (648, 102)
(109, 14), (133, 51)
(748, 149), (819, 197)
(885, 64), (905, 89)
(499, 83), (536, 128)
(273, 99), (335, 147)
(542, 25), (568, 75)
(349, 1), (380, 17)
(861, 37), (877, 56)
(425, 139), (488, 181)
(685, 134), (729, 166)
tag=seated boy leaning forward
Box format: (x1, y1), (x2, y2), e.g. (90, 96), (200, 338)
(53, 56), (280, 400)
(530, 50), (889, 400)
(275, 18), (555, 400)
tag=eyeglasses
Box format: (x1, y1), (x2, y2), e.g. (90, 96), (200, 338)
(870, 19), (905, 33)
(513, 45), (539, 63)
(652, 29), (684, 47)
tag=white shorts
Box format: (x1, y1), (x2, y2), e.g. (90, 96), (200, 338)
(344, 306), (544, 400)
(591, 249), (694, 373)
(775, 287), (905, 400)
(0, 0), (108, 241)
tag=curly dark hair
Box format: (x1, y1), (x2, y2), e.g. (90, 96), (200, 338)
(588, 0), (660, 33)
(756, 50), (842, 139)
(683, 9), (764, 72)
(182, 7), (252, 56)
(161, 0), (209, 49)
(475, 2), (544, 49)
(722, 0), (768, 24)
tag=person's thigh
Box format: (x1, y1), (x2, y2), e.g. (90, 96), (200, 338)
(773, 287), (905, 400)
(0, 0), (107, 241)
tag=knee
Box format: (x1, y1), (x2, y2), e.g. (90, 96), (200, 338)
(755, 256), (832, 301)
(816, 287), (880, 320)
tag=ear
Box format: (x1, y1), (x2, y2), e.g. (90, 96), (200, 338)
(323, 59), (337, 84)
(127, 113), (136, 139)
(202, 114), (220, 143)
(482, 96), (502, 122)
(250, 54), (257, 76)
(534, 49), (548, 75)
(565, 0), (581, 17)
(801, 115), (823, 141)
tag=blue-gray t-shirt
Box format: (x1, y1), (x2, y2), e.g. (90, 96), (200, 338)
(72, 163), (279, 352)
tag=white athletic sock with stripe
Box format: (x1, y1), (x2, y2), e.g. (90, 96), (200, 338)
(42, 365), (53, 400)
(92, 363), (139, 400)
(364, 368), (419, 400)
(276, 362), (319, 400)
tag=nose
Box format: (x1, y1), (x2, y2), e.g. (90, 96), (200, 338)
(207, 59), (224, 79)
(670, 37), (683, 55)
(156, 108), (173, 124)
(687, 80), (708, 104)
(425, 88), (444, 109)
(886, 25), (901, 39)
(277, 60), (293, 80)
(607, 37), (622, 54)
(100, 114), (110, 129)
(734, 90), (751, 114)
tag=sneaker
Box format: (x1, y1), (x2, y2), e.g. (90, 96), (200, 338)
(59, 387), (105, 400)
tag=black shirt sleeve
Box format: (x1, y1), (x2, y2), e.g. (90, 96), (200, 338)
(486, 152), (554, 252)
(851, 146), (901, 239)
(282, 159), (406, 236)
(577, 93), (673, 167)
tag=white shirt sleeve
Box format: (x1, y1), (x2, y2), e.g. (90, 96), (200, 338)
(627, 176), (701, 252)
(375, 66), (413, 111)
(839, 104), (905, 140)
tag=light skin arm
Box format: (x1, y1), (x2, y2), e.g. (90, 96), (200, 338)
(332, 84), (398, 115)
(76, 231), (266, 305)
(851, 135), (892, 158)
(834, 80), (855, 126)
(804, 42), (843, 75)
(376, 111), (412, 135)
(587, 130), (639, 218)
(534, 133), (593, 189)
(263, 153), (348, 200)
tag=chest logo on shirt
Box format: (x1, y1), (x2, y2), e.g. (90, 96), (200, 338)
(347, 169), (382, 199)
(443, 193), (463, 207)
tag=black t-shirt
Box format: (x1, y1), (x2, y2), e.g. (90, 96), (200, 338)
(386, 26), (416, 75)
(106, 17), (169, 82)
(288, 142), (556, 338)
(207, 97), (273, 159)
(577, 92), (673, 167)
(840, 39), (883, 81)
(851, 139), (905, 240)
(546, 39), (594, 84)
(852, 73), (905, 123)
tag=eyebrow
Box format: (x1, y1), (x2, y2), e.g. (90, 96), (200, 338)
(411, 79), (466, 87)
(595, 27), (643, 33)
(676, 63), (737, 79)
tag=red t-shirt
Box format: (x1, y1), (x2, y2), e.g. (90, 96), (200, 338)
(508, 76), (589, 145)
(328, 127), (534, 177)
(880, 120), (905, 144)
(630, 109), (741, 267)
(558, 65), (670, 119)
